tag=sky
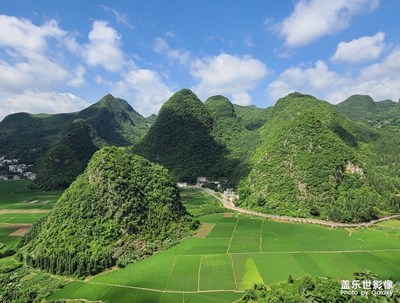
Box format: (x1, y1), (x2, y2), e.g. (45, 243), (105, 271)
(0, 0), (399, 120)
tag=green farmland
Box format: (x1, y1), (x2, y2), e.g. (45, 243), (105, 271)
(0, 180), (62, 248)
(0, 180), (61, 210)
(50, 189), (400, 303)
(1, 186), (399, 302)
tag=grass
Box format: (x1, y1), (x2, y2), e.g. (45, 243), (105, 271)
(50, 211), (400, 302)
(180, 188), (225, 217)
(0, 180), (62, 210)
(0, 186), (396, 303)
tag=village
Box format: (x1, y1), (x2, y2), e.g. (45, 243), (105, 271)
(177, 177), (239, 203)
(0, 156), (37, 181)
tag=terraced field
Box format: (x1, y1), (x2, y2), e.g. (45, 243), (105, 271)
(50, 209), (400, 303)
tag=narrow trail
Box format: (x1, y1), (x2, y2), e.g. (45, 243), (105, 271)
(197, 187), (400, 228)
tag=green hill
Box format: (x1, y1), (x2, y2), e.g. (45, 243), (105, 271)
(31, 94), (151, 190)
(237, 92), (385, 222)
(19, 146), (194, 276)
(133, 89), (225, 182)
(233, 104), (270, 131)
(0, 112), (76, 164)
(32, 119), (99, 190)
(204, 96), (264, 186)
(77, 94), (150, 146)
(337, 94), (400, 124)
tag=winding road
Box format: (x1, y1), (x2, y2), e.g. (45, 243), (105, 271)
(198, 187), (400, 228)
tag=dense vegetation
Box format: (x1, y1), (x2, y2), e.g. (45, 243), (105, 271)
(337, 94), (400, 124)
(20, 146), (196, 276)
(133, 89), (226, 183)
(240, 274), (400, 303)
(204, 96), (263, 187)
(31, 94), (152, 190)
(237, 93), (392, 222)
(0, 112), (75, 164)
(0, 265), (66, 303)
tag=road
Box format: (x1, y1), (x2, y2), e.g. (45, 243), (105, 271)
(198, 187), (400, 228)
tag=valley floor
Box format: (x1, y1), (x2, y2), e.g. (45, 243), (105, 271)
(1, 183), (400, 303)
(201, 187), (400, 228)
(50, 212), (400, 303)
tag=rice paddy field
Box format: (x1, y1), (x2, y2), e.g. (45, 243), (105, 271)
(50, 188), (400, 303)
(1, 184), (399, 303)
(0, 180), (62, 247)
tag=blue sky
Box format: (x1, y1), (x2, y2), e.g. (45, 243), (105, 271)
(0, 0), (399, 119)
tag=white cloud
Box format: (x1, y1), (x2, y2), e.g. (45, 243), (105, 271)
(267, 48), (400, 103)
(112, 69), (173, 116)
(332, 32), (385, 64)
(190, 53), (269, 105)
(153, 37), (191, 64)
(99, 5), (133, 28)
(67, 65), (86, 87)
(243, 35), (255, 48)
(277, 0), (380, 47)
(0, 91), (89, 120)
(84, 20), (128, 72)
(0, 15), (65, 57)
(0, 15), (91, 121)
(0, 56), (70, 94)
(0, 15), (78, 93)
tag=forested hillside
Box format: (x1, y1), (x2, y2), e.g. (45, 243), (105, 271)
(0, 112), (76, 164)
(236, 92), (399, 222)
(204, 95), (264, 187)
(19, 147), (195, 276)
(31, 94), (152, 190)
(133, 89), (226, 182)
(337, 94), (400, 124)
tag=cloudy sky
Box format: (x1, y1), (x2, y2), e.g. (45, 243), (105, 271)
(1, 0), (399, 120)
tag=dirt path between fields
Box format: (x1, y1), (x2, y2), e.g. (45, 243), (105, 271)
(199, 187), (400, 228)
(0, 209), (50, 214)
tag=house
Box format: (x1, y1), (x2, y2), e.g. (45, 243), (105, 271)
(25, 172), (37, 180)
(196, 177), (207, 187)
(177, 182), (188, 188)
(223, 188), (239, 202)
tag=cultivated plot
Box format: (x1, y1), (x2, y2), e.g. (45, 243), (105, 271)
(50, 210), (400, 302)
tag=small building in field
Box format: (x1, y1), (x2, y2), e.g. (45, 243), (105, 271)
(177, 182), (188, 188)
(223, 188), (239, 202)
(196, 177), (207, 187)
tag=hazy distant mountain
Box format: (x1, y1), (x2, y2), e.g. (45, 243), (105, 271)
(336, 94), (400, 124)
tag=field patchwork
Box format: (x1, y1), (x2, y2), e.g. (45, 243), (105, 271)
(50, 212), (400, 303)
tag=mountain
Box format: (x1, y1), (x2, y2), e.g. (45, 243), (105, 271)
(32, 119), (99, 190)
(337, 94), (400, 124)
(204, 96), (264, 186)
(20, 146), (194, 276)
(237, 92), (386, 223)
(0, 112), (76, 164)
(233, 104), (270, 131)
(31, 94), (152, 190)
(133, 89), (226, 182)
(76, 94), (150, 146)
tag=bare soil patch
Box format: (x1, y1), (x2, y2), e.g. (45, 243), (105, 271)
(194, 223), (215, 238)
(9, 227), (30, 236)
(1, 223), (32, 229)
(224, 213), (234, 218)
